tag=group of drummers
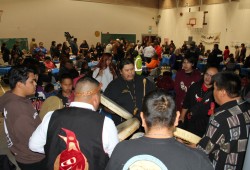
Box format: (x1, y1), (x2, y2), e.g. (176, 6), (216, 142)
(1, 52), (250, 169)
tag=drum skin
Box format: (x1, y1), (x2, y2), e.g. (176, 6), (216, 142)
(130, 132), (145, 140)
(173, 127), (201, 145)
(101, 94), (132, 120)
(39, 96), (63, 120)
(128, 128), (201, 145)
(117, 118), (140, 141)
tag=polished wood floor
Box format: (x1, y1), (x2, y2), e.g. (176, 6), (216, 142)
(0, 81), (9, 96)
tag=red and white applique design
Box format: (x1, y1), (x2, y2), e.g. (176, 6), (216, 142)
(208, 102), (215, 116)
(195, 94), (202, 102)
(54, 128), (88, 170)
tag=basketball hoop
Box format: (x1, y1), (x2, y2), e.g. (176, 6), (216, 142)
(187, 18), (196, 29)
(188, 18), (196, 27)
(0, 10), (3, 22)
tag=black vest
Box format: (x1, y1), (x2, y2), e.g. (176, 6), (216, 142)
(44, 107), (109, 170)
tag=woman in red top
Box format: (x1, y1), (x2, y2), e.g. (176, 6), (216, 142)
(223, 45), (230, 61)
(154, 41), (162, 60)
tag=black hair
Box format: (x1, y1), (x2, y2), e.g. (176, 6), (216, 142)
(44, 83), (55, 93)
(212, 71), (241, 98)
(59, 74), (73, 83)
(132, 50), (139, 58)
(229, 56), (235, 63)
(142, 90), (176, 129)
(44, 56), (51, 61)
(214, 44), (219, 49)
(57, 43), (62, 48)
(241, 84), (250, 102)
(118, 58), (134, 70)
(80, 61), (92, 76)
(183, 56), (195, 64)
(9, 66), (34, 90)
(22, 57), (41, 75)
(51, 41), (56, 46)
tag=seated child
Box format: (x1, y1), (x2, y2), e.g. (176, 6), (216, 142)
(44, 56), (56, 71)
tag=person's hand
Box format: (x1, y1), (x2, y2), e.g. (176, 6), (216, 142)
(99, 69), (103, 76)
(176, 137), (184, 143)
(187, 143), (196, 148)
(179, 117), (184, 123)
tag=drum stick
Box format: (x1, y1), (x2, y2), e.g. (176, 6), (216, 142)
(143, 78), (146, 97)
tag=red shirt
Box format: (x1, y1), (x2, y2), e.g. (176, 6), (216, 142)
(155, 45), (162, 60)
(44, 61), (56, 69)
(223, 49), (230, 61)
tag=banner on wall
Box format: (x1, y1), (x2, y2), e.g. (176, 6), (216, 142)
(200, 32), (221, 44)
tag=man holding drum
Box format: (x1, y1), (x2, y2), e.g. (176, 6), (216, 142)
(104, 58), (156, 125)
(197, 72), (250, 170)
(106, 90), (213, 170)
(29, 76), (119, 170)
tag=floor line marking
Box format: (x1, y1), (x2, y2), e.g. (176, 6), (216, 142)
(0, 83), (6, 94)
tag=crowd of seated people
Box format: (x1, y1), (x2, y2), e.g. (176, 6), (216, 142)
(1, 36), (250, 170)
(1, 38), (250, 92)
(1, 38), (250, 98)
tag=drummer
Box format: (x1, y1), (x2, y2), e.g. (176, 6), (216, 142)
(104, 58), (156, 125)
(29, 76), (119, 169)
(106, 90), (213, 170)
(197, 72), (250, 170)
